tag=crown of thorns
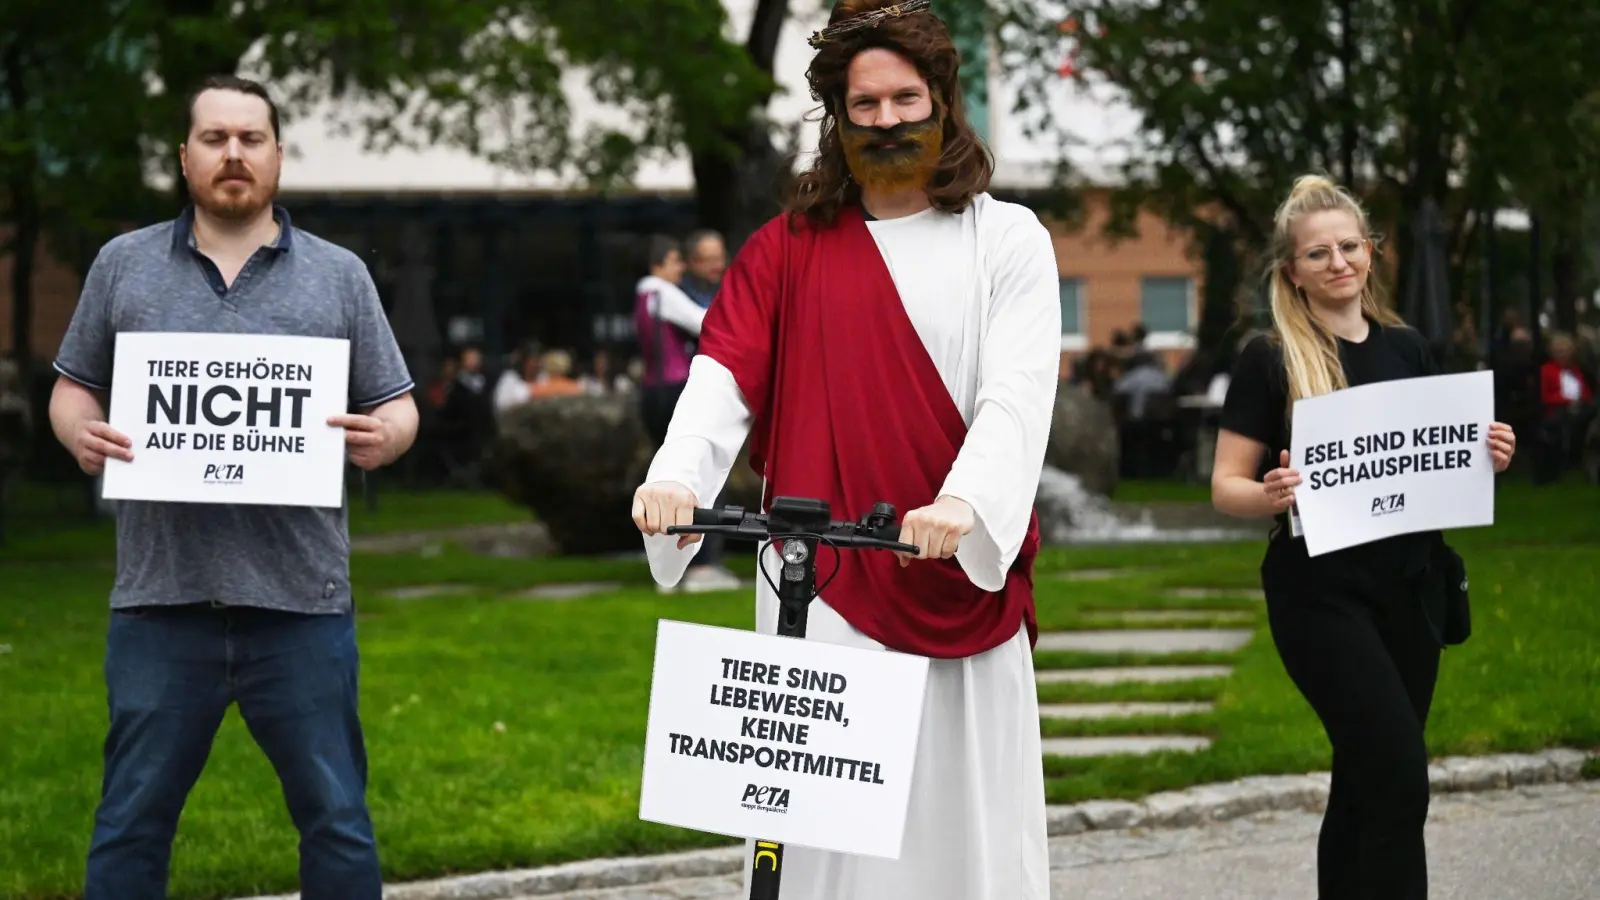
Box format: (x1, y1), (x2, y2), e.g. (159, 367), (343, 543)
(807, 0), (934, 49)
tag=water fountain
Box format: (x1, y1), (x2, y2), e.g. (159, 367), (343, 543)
(1034, 465), (1258, 545)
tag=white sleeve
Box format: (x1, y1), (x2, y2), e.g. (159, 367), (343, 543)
(492, 373), (528, 413)
(651, 281), (709, 336)
(641, 354), (754, 586)
(939, 212), (1061, 591)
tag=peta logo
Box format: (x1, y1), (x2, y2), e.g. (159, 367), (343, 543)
(202, 463), (246, 485)
(1370, 493), (1405, 517)
(740, 784), (791, 814)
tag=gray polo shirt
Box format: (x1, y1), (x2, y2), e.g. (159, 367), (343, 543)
(54, 205), (415, 615)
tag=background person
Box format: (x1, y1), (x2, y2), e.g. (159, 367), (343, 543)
(634, 234), (738, 592)
(1210, 174), (1514, 900)
(1536, 331), (1595, 482)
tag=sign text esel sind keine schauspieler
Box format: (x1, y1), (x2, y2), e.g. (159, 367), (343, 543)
(1289, 370), (1495, 557)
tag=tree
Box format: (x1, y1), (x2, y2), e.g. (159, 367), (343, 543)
(255, 0), (785, 247)
(0, 0), (579, 364)
(0, 0), (157, 374)
(983, 0), (1600, 357)
(1462, 0), (1600, 335)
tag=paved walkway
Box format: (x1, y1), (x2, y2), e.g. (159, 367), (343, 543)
(528, 782), (1600, 899)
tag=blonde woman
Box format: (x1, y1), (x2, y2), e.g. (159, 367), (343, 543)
(1211, 174), (1516, 899)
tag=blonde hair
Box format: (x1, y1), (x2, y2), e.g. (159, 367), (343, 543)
(541, 349), (573, 377)
(1265, 174), (1403, 412)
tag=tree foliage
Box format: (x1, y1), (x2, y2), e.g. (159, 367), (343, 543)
(2, 0), (801, 363)
(1, 0), (160, 368)
(987, 0), (1600, 346)
(245, 0), (776, 193)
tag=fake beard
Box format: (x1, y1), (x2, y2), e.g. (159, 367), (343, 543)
(840, 115), (944, 194)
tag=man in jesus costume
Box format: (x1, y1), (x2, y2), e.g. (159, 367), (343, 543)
(631, 1), (1058, 896)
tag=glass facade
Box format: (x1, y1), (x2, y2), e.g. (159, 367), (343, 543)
(1140, 276), (1193, 334)
(282, 192), (699, 382)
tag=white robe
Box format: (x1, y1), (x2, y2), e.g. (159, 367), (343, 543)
(642, 193), (1061, 900)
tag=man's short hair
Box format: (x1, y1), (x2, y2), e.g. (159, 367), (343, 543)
(185, 74), (282, 141)
(683, 229), (723, 260)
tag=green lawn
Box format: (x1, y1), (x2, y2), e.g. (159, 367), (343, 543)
(1, 479), (1596, 899)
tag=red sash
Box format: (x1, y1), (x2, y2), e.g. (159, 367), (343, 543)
(696, 205), (1039, 660)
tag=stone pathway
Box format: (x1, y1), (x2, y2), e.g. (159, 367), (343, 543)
(1037, 702), (1215, 720)
(1042, 735), (1213, 757)
(1165, 586), (1265, 601)
(517, 582), (625, 601)
(1051, 568), (1149, 582)
(1029, 573), (1265, 759)
(382, 583), (475, 600)
(1035, 665), (1233, 685)
(512, 780), (1600, 900)
(353, 521), (555, 558)
(1094, 609), (1256, 625)
(1035, 628), (1253, 655)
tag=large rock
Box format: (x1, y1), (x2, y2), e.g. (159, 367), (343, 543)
(1046, 385), (1118, 498)
(487, 393), (768, 555)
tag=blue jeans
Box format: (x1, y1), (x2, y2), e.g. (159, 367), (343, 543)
(85, 604), (381, 900)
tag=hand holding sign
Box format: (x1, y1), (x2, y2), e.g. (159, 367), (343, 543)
(72, 420), (135, 476)
(328, 413), (390, 471)
(1487, 421), (1516, 472)
(1263, 450), (1301, 513)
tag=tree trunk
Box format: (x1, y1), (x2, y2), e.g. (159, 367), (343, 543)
(689, 0), (790, 252)
(1338, 0), (1357, 186)
(1528, 213), (1543, 351)
(1550, 227), (1580, 334)
(7, 194), (37, 375)
(1197, 224), (1242, 356)
(3, 42), (36, 374)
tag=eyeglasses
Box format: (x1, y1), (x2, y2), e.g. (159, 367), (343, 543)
(1296, 238), (1371, 271)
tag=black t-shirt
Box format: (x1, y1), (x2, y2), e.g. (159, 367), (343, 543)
(1220, 318), (1439, 578)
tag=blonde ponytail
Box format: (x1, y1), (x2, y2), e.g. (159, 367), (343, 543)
(1264, 174), (1403, 416)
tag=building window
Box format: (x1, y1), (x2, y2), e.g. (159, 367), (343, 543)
(1140, 276), (1197, 348)
(1060, 277), (1087, 350)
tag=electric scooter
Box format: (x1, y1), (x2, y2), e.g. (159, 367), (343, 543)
(667, 495), (920, 900)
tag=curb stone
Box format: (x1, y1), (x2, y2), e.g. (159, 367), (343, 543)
(233, 748), (1595, 900)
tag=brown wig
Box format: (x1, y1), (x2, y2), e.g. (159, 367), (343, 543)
(785, 0), (994, 230)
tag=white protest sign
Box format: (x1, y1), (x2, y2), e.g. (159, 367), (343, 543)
(1290, 369), (1495, 556)
(102, 332), (351, 508)
(639, 619), (929, 860)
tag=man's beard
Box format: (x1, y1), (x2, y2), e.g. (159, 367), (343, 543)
(190, 165), (278, 221)
(840, 114), (944, 194)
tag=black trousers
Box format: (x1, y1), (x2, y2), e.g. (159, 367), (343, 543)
(1263, 550), (1443, 900)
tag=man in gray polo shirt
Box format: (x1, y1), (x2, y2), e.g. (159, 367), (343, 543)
(48, 75), (418, 900)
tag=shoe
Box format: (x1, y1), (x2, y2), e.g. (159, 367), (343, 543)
(680, 565), (743, 594)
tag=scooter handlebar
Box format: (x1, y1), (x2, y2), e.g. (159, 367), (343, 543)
(692, 506), (740, 527)
(667, 505), (920, 556)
